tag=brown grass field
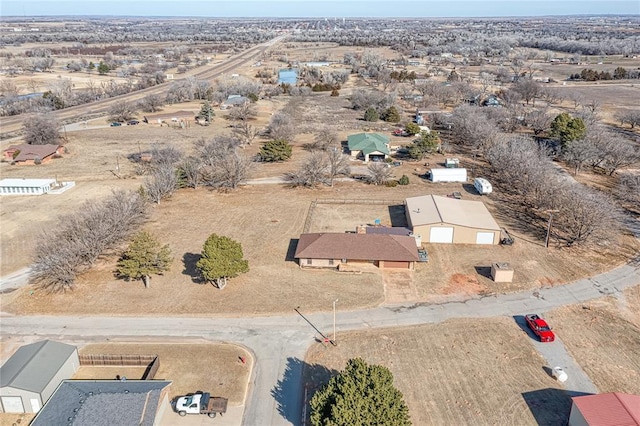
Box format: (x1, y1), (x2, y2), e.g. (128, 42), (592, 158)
(304, 317), (570, 426)
(547, 285), (640, 395)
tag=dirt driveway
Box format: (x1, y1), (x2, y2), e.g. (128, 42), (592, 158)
(382, 270), (418, 304)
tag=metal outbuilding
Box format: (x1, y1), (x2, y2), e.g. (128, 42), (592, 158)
(569, 393), (640, 426)
(0, 340), (79, 413)
(405, 195), (501, 244)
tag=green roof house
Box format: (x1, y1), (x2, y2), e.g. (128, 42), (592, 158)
(347, 133), (390, 163)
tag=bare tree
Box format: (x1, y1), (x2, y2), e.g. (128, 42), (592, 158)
(108, 100), (137, 122)
(267, 111), (296, 142)
(326, 147), (351, 186)
(367, 162), (393, 185)
(138, 94), (164, 112)
(525, 108), (553, 135)
(232, 120), (258, 146)
(286, 151), (328, 187)
(179, 156), (204, 189)
(600, 138), (640, 176)
(615, 110), (640, 129)
(30, 190), (147, 292)
(24, 114), (60, 145)
(227, 102), (257, 123)
(563, 138), (599, 175)
(195, 136), (252, 189)
(312, 126), (339, 151)
(617, 173), (640, 206)
(144, 164), (178, 204)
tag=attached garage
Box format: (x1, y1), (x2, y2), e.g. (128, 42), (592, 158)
(405, 195), (501, 245)
(382, 261), (412, 269)
(430, 227), (454, 243)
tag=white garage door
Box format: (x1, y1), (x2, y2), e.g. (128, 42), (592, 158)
(1, 396), (24, 413)
(476, 232), (495, 245)
(430, 227), (454, 243)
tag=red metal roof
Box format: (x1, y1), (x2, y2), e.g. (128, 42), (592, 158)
(572, 393), (640, 426)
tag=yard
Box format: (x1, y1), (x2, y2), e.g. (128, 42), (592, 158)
(546, 285), (640, 395)
(304, 317), (570, 425)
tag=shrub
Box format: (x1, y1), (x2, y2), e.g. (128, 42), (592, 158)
(398, 174), (410, 185)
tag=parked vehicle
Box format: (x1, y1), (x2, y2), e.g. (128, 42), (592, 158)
(417, 249), (429, 262)
(110, 122), (122, 127)
(447, 192), (462, 199)
(525, 314), (555, 342)
(127, 120), (140, 125)
(500, 228), (514, 245)
(474, 177), (493, 195)
(175, 392), (228, 418)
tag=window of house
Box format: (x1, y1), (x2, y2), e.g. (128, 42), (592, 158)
(328, 259), (334, 265)
(306, 259), (312, 265)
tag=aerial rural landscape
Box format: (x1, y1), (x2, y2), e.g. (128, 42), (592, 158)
(0, 4), (639, 426)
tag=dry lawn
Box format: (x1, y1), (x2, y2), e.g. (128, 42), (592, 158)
(304, 317), (569, 426)
(546, 285), (640, 395)
(0, 413), (33, 426)
(78, 342), (252, 403)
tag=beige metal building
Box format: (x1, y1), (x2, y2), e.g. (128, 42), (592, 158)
(405, 195), (501, 244)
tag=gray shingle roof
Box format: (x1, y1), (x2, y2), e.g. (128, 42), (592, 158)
(31, 380), (172, 426)
(0, 340), (77, 393)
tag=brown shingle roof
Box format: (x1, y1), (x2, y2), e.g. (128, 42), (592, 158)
(4, 144), (61, 162)
(295, 233), (419, 262)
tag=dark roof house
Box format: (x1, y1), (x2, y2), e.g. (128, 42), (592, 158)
(0, 340), (79, 413)
(3, 144), (63, 165)
(295, 233), (419, 269)
(31, 380), (172, 426)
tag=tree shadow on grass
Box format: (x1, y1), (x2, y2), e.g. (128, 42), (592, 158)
(271, 356), (339, 425)
(182, 252), (203, 284)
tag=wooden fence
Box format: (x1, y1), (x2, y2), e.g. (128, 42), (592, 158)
(79, 354), (160, 380)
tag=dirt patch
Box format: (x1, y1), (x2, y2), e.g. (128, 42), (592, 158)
(547, 285), (640, 395)
(78, 342), (252, 404)
(444, 273), (489, 295)
(304, 318), (569, 425)
(382, 270), (418, 304)
(0, 413), (34, 426)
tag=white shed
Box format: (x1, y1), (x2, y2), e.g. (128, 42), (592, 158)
(0, 178), (55, 196)
(429, 168), (467, 183)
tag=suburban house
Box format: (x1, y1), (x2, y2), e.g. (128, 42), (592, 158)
(3, 143), (63, 165)
(347, 133), (390, 163)
(568, 392), (640, 426)
(405, 195), (501, 244)
(295, 233), (420, 270)
(30, 380), (172, 426)
(221, 95), (249, 109)
(0, 340), (79, 413)
(143, 111), (196, 126)
(278, 69), (298, 85)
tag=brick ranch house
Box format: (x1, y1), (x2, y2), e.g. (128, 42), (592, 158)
(3, 144), (64, 165)
(295, 233), (420, 270)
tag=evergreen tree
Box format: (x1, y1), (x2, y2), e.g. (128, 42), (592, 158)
(404, 122), (421, 135)
(398, 174), (410, 185)
(408, 130), (440, 160)
(364, 107), (379, 122)
(97, 61), (110, 75)
(382, 106), (401, 123)
(116, 231), (172, 289)
(258, 139), (292, 162)
(310, 358), (411, 426)
(550, 113), (586, 148)
(198, 101), (215, 123)
(196, 233), (249, 289)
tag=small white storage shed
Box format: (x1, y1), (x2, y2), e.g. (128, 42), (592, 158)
(429, 168), (467, 183)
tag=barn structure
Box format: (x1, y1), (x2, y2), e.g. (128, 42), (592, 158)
(568, 392), (640, 426)
(405, 195), (501, 244)
(0, 340), (79, 413)
(31, 380), (172, 425)
(295, 233), (419, 270)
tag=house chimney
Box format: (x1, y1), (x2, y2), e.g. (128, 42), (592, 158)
(356, 225), (366, 234)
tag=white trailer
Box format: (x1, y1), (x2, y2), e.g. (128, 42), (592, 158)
(473, 177), (493, 195)
(429, 168), (467, 183)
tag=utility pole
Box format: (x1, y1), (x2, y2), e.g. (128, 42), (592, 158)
(545, 210), (559, 248)
(333, 299), (339, 344)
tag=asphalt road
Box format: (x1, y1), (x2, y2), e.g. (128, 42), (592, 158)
(2, 262), (638, 425)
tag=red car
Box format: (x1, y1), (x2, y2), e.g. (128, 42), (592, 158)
(525, 314), (555, 342)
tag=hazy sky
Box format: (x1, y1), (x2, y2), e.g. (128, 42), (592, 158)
(1, 0), (638, 17)
(0, 0), (640, 18)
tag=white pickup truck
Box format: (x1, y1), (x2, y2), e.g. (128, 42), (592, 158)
(175, 392), (228, 418)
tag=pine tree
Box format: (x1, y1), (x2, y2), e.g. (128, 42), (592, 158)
(310, 358), (411, 426)
(198, 101), (215, 123)
(550, 113), (586, 149)
(382, 106), (401, 123)
(364, 107), (379, 122)
(196, 234), (249, 289)
(408, 130), (440, 160)
(97, 61), (110, 75)
(258, 139), (292, 162)
(116, 231), (172, 288)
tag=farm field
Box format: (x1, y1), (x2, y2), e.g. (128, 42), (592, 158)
(304, 317), (570, 426)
